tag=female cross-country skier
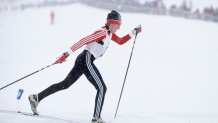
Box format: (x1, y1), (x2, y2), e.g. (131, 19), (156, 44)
(28, 10), (142, 123)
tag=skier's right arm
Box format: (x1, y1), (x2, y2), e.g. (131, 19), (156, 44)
(55, 30), (106, 64)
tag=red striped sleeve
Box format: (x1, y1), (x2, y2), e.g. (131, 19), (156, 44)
(70, 30), (106, 52)
(111, 33), (132, 45)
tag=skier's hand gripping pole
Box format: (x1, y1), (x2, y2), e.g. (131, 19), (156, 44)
(131, 24), (142, 36)
(55, 52), (69, 64)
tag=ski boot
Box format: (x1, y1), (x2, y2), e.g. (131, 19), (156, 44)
(28, 94), (39, 115)
(91, 118), (105, 123)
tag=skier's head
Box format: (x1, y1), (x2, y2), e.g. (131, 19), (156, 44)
(106, 10), (121, 33)
(106, 10), (121, 25)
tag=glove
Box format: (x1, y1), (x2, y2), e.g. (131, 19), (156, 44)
(55, 52), (69, 64)
(132, 25), (142, 35)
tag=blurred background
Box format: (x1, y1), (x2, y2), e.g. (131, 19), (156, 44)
(0, 0), (218, 23)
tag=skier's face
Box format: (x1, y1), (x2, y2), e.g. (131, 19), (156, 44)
(109, 24), (120, 33)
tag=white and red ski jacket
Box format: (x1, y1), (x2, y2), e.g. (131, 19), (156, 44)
(69, 26), (134, 59)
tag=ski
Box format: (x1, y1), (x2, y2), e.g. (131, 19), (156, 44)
(0, 109), (80, 123)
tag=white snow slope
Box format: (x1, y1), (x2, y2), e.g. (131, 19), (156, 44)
(0, 3), (218, 123)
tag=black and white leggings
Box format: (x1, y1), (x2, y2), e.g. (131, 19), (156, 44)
(38, 50), (107, 119)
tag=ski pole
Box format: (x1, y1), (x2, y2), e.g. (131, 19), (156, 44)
(114, 29), (139, 118)
(0, 63), (56, 91)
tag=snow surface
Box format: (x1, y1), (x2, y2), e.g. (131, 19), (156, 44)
(0, 3), (218, 123)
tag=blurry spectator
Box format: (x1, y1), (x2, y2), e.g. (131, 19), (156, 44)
(50, 10), (55, 25)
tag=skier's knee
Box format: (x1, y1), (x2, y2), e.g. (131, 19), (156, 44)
(98, 85), (107, 94)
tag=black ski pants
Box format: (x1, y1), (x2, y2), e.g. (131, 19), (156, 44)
(38, 50), (107, 119)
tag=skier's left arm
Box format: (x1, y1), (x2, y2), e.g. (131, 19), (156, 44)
(112, 25), (142, 45)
